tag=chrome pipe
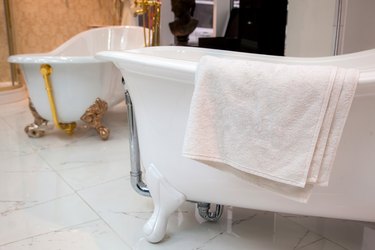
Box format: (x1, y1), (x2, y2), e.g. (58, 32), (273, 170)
(197, 202), (224, 222)
(125, 89), (150, 197)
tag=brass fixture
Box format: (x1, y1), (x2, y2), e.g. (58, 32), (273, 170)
(25, 65), (109, 140)
(80, 98), (110, 140)
(134, 0), (161, 46)
(40, 64), (77, 135)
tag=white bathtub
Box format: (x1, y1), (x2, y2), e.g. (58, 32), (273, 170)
(97, 46), (375, 242)
(8, 26), (146, 139)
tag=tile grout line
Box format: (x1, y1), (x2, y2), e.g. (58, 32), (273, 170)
(1, 101), (132, 249)
(0, 218), (101, 247)
(279, 214), (351, 250)
(0, 193), (74, 216)
(73, 187), (134, 249)
(36, 152), (134, 249)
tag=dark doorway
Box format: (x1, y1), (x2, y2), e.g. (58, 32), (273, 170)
(198, 0), (288, 56)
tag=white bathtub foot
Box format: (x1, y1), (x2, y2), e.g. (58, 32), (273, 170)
(25, 99), (48, 138)
(143, 164), (186, 243)
(80, 98), (110, 140)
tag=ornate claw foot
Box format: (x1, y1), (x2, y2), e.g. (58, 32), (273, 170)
(25, 99), (48, 138)
(144, 164), (186, 243)
(80, 98), (110, 140)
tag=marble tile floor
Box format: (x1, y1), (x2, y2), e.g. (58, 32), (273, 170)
(0, 99), (374, 250)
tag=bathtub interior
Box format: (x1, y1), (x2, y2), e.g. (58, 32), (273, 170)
(105, 47), (375, 222)
(131, 46), (375, 64)
(53, 26), (147, 57)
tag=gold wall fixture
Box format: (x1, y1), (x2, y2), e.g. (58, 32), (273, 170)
(40, 64), (77, 135)
(134, 0), (162, 46)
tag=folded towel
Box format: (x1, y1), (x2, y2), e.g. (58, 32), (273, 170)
(182, 56), (359, 202)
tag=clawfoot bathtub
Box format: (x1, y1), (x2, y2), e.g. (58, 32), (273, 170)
(97, 46), (375, 242)
(8, 26), (146, 140)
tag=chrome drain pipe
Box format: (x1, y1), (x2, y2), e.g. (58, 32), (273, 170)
(125, 90), (150, 197)
(197, 202), (224, 222)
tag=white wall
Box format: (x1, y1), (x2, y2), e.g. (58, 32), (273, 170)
(285, 0), (338, 57)
(339, 0), (375, 54)
(160, 0), (174, 45)
(213, 0), (231, 37)
(285, 0), (375, 56)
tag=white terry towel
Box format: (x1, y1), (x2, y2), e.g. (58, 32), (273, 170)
(182, 56), (359, 202)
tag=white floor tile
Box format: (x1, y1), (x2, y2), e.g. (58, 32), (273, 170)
(0, 195), (98, 245)
(0, 100), (374, 250)
(57, 159), (129, 191)
(0, 129), (34, 160)
(361, 227), (375, 250)
(78, 177), (154, 247)
(284, 215), (372, 250)
(0, 99), (29, 118)
(1, 107), (34, 133)
(0, 152), (51, 173)
(296, 239), (347, 250)
(0, 171), (73, 215)
(192, 210), (337, 250)
(37, 136), (129, 171)
(0, 220), (130, 250)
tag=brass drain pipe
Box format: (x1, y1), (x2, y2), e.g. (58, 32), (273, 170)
(40, 64), (76, 135)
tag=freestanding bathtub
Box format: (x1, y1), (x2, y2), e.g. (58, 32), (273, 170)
(97, 46), (375, 242)
(8, 26), (147, 140)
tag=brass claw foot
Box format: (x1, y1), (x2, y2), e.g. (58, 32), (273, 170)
(25, 99), (48, 138)
(97, 126), (110, 140)
(80, 98), (110, 140)
(25, 123), (46, 138)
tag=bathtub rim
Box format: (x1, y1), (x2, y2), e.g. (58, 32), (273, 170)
(96, 50), (197, 86)
(96, 46), (375, 87)
(8, 54), (104, 64)
(8, 25), (147, 65)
